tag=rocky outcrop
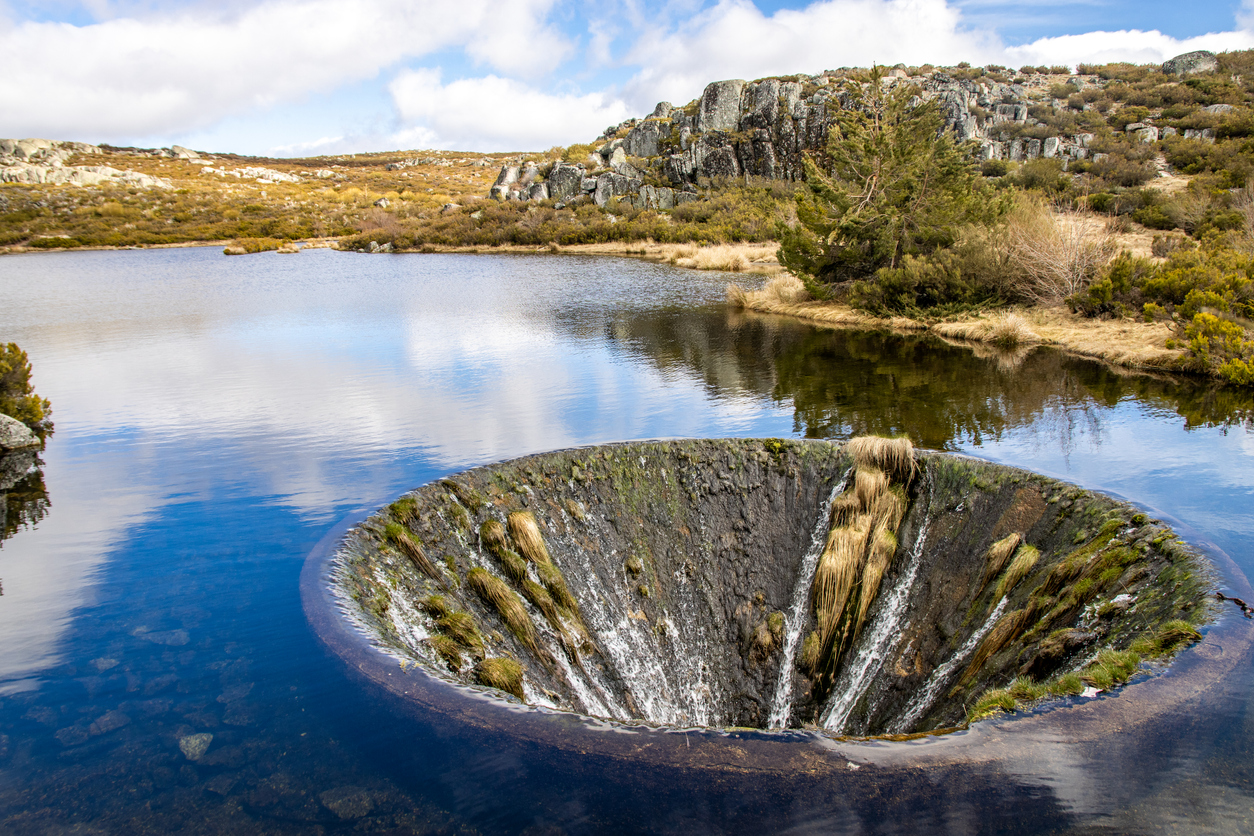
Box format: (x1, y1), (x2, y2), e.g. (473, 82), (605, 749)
(199, 165), (300, 184)
(1162, 50), (1218, 77)
(0, 414), (40, 452)
(0, 139), (172, 189)
(489, 54), (1227, 208)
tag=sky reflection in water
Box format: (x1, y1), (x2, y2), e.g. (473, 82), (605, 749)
(0, 247), (1251, 833)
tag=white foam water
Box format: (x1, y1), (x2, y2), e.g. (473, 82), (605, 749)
(765, 475), (850, 728)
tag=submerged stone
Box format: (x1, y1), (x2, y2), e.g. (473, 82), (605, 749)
(329, 439), (1217, 736)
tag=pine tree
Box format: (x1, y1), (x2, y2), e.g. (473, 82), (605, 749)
(0, 343), (52, 439)
(779, 67), (1008, 298)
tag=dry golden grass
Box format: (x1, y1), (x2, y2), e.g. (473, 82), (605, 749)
(962, 608), (1033, 684)
(1019, 307), (1183, 369)
(508, 511), (551, 565)
(868, 488), (908, 533)
(737, 292), (1185, 374)
(854, 467), (890, 510)
(855, 527), (897, 639)
(828, 492), (863, 529)
(981, 533), (1023, 590)
(479, 519), (509, 558)
(813, 523), (868, 632)
(467, 567), (540, 656)
(628, 241), (781, 274)
(933, 313), (1039, 348)
(476, 657), (525, 699)
(993, 544), (1042, 604)
(846, 436), (916, 483)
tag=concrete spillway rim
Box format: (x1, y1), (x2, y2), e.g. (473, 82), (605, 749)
(301, 439), (1254, 776)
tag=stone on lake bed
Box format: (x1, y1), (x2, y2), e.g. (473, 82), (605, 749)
(89, 710), (131, 735)
(140, 629), (190, 646)
(319, 786), (375, 819)
(179, 732), (213, 761)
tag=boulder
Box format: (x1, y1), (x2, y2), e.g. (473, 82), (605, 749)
(546, 164), (584, 201)
(993, 103), (1027, 123)
(528, 182), (549, 201)
(696, 80), (746, 132)
(0, 414), (39, 452)
(517, 164), (540, 189)
(1203, 103), (1234, 115)
(1162, 51), (1218, 77)
(490, 164), (519, 200)
(625, 120), (663, 157)
(651, 102), (673, 119)
(740, 80), (781, 131)
(170, 145), (200, 160)
(593, 173), (614, 206)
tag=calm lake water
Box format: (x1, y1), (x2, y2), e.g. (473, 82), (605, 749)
(0, 246), (1252, 834)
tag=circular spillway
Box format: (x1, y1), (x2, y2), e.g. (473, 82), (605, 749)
(307, 438), (1239, 751)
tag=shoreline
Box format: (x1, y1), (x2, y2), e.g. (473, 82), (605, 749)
(1, 235), (1206, 383)
(731, 288), (1190, 379)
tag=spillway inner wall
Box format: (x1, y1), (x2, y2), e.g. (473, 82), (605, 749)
(331, 440), (1216, 734)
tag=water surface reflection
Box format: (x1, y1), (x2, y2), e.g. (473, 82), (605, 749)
(0, 248), (1250, 834)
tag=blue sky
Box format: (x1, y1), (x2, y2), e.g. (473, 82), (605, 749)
(0, 0), (1251, 157)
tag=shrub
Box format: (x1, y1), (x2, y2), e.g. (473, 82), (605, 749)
(1006, 203), (1116, 304)
(779, 67), (1007, 296)
(1186, 312), (1254, 384)
(0, 343), (52, 439)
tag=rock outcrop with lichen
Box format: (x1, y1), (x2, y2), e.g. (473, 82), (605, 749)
(488, 50), (1217, 209)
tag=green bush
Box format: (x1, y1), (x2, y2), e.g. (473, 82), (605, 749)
(1186, 312), (1254, 384)
(0, 343), (52, 439)
(778, 67), (1008, 296)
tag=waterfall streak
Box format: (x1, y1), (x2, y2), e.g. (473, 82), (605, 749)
(765, 477), (850, 728)
(890, 595), (1010, 733)
(818, 480), (934, 732)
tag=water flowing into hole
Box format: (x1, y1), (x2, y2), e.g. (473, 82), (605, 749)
(766, 478), (849, 728)
(330, 439), (1216, 735)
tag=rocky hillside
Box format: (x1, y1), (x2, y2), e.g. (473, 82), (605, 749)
(488, 50), (1228, 210)
(1, 139), (173, 189)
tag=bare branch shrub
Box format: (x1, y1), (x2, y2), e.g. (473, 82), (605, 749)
(1007, 202), (1116, 304)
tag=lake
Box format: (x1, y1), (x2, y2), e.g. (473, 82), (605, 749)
(0, 246), (1252, 834)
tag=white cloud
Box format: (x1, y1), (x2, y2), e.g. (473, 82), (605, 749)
(1006, 28), (1254, 69)
(0, 0), (567, 142)
(5, 0), (1254, 154)
(619, 0), (1254, 115)
(388, 68), (632, 152)
(622, 0), (1000, 111)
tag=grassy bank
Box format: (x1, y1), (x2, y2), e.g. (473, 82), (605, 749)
(730, 272), (1185, 374)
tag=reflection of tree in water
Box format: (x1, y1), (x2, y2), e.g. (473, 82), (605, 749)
(602, 308), (802, 401)
(601, 305), (1254, 450)
(1, 452), (48, 548)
